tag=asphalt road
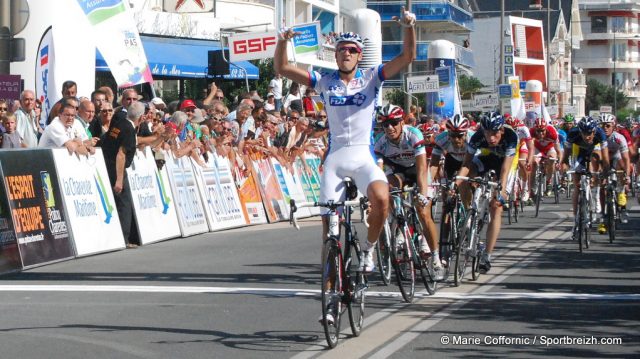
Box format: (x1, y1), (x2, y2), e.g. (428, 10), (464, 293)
(0, 197), (638, 358)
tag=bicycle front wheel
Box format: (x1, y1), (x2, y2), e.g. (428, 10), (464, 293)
(438, 210), (454, 281)
(607, 197), (616, 244)
(375, 222), (392, 285)
(553, 171), (560, 204)
(454, 215), (472, 285)
(347, 242), (365, 337)
(321, 239), (342, 348)
(391, 223), (415, 303)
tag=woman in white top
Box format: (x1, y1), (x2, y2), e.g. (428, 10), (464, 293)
(282, 82), (302, 114)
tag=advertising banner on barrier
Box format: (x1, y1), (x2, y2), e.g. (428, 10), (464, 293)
(128, 148), (181, 244)
(251, 154), (286, 223)
(232, 161), (267, 224)
(52, 149), (125, 256)
(0, 167), (20, 274)
(0, 150), (74, 268)
(164, 152), (209, 236)
(191, 153), (245, 231)
(270, 158), (310, 218)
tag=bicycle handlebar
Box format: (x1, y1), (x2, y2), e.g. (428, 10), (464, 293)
(454, 175), (501, 189)
(288, 198), (368, 231)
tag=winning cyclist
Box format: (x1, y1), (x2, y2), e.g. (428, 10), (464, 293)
(598, 114), (631, 226)
(530, 117), (563, 197)
(373, 104), (444, 281)
(274, 7), (417, 279)
(561, 116), (610, 229)
(455, 112), (518, 274)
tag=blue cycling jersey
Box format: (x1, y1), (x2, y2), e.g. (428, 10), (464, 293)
(467, 126), (518, 158)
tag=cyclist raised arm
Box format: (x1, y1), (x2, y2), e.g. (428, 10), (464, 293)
(274, 6), (416, 87)
(274, 8), (418, 279)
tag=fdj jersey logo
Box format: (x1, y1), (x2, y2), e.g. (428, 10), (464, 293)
(329, 92), (367, 107)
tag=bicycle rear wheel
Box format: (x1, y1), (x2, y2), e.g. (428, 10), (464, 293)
(391, 223), (415, 303)
(469, 218), (481, 281)
(321, 239), (342, 348)
(534, 171), (543, 217)
(347, 242), (365, 337)
(553, 171), (560, 204)
(375, 222), (392, 285)
(438, 210), (454, 281)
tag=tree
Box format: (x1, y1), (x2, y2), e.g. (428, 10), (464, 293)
(458, 74), (484, 99)
(384, 88), (426, 112)
(585, 79), (629, 116)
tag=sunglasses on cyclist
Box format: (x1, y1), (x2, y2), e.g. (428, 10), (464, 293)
(600, 123), (613, 128)
(382, 119), (402, 128)
(337, 46), (361, 54)
(535, 128), (546, 133)
(449, 132), (465, 139)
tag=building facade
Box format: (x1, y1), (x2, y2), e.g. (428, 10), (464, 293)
(367, 0), (475, 94)
(573, 0), (640, 111)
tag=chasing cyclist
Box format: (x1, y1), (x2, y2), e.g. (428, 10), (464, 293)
(598, 114), (631, 226)
(561, 116), (610, 232)
(274, 7), (417, 280)
(373, 104), (444, 281)
(530, 117), (563, 197)
(455, 112), (518, 274)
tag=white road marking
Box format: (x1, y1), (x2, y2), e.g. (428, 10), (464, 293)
(0, 285), (635, 302)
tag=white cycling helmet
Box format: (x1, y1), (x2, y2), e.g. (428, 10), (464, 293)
(334, 32), (365, 50)
(599, 113), (616, 124)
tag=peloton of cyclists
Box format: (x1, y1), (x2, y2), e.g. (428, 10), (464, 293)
(374, 104), (444, 281)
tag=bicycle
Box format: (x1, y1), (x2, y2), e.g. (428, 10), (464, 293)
(438, 179), (467, 286)
(289, 179), (369, 348)
(375, 223), (392, 286)
(455, 171), (501, 281)
(567, 166), (593, 253)
(506, 170), (525, 225)
(388, 186), (438, 302)
(602, 170), (623, 244)
(532, 156), (558, 217)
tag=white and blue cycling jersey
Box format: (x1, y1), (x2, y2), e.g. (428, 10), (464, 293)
(310, 65), (384, 148)
(373, 126), (426, 169)
(432, 129), (475, 162)
(467, 127), (519, 158)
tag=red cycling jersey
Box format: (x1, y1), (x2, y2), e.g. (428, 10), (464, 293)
(529, 125), (558, 153)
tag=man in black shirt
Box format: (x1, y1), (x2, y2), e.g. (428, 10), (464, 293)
(101, 101), (144, 247)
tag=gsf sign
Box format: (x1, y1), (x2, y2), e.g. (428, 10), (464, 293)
(229, 31), (278, 62)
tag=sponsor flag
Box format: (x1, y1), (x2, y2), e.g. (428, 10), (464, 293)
(35, 27), (57, 124)
(75, 0), (153, 88)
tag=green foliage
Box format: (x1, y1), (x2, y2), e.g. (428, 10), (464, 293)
(458, 74), (484, 99)
(585, 79), (629, 116)
(384, 88), (426, 111)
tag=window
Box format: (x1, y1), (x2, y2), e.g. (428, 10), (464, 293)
(612, 17), (625, 33)
(612, 42), (627, 61)
(382, 23), (402, 42)
(591, 16), (607, 33)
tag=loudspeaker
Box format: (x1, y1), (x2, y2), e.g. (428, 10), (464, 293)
(208, 50), (230, 76)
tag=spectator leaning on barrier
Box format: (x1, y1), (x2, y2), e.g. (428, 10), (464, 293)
(15, 90), (39, 148)
(2, 112), (27, 148)
(39, 102), (94, 155)
(101, 101), (145, 248)
(285, 116), (309, 152)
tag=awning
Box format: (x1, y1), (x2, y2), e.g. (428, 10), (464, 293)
(95, 35), (259, 80)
